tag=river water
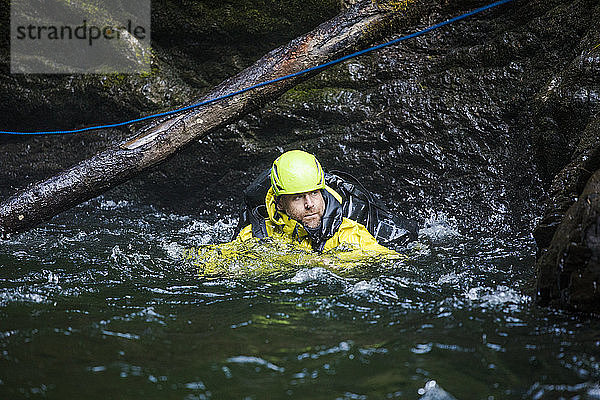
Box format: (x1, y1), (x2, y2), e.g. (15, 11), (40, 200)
(1, 195), (599, 399)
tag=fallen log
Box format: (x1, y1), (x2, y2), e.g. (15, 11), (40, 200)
(0, 0), (450, 236)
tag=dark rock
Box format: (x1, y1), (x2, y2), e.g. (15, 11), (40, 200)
(0, 0), (340, 210)
(533, 118), (600, 255)
(2, 0), (593, 227)
(536, 164), (600, 313)
(530, 1), (600, 312)
(0, 0), (340, 132)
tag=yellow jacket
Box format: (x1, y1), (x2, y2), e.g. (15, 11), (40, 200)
(236, 185), (397, 256)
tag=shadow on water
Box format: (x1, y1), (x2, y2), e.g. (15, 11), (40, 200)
(1, 197), (599, 399)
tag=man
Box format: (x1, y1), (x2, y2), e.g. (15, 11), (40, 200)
(236, 150), (397, 255)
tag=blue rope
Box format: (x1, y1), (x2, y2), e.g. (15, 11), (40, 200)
(1, 0), (515, 135)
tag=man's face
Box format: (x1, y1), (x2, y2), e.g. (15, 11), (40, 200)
(277, 190), (325, 229)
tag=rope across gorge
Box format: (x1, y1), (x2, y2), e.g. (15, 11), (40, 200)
(1, 0), (515, 136)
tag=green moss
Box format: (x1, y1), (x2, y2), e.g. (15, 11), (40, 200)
(281, 61), (361, 105)
(379, 0), (414, 13)
(283, 86), (349, 104)
(359, 0), (417, 47)
(99, 74), (128, 87)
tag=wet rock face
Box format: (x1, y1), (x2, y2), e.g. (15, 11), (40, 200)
(533, 118), (600, 255)
(536, 166), (600, 313)
(0, 0), (339, 202)
(530, 4), (600, 185)
(0, 0), (340, 132)
(534, 115), (600, 312)
(530, 1), (600, 311)
(206, 0), (599, 236)
(0, 0), (587, 223)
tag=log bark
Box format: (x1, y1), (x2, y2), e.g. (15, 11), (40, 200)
(0, 0), (440, 236)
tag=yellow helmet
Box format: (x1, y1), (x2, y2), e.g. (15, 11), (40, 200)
(270, 150), (325, 197)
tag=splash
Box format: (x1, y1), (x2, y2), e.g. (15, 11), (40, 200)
(419, 212), (461, 242)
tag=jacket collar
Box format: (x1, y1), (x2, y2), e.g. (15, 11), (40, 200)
(265, 186), (344, 250)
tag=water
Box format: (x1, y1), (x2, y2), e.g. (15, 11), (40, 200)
(1, 198), (599, 399)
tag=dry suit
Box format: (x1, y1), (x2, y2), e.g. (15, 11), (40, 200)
(236, 185), (398, 255)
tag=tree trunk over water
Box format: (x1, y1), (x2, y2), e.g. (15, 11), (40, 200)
(0, 0), (473, 236)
